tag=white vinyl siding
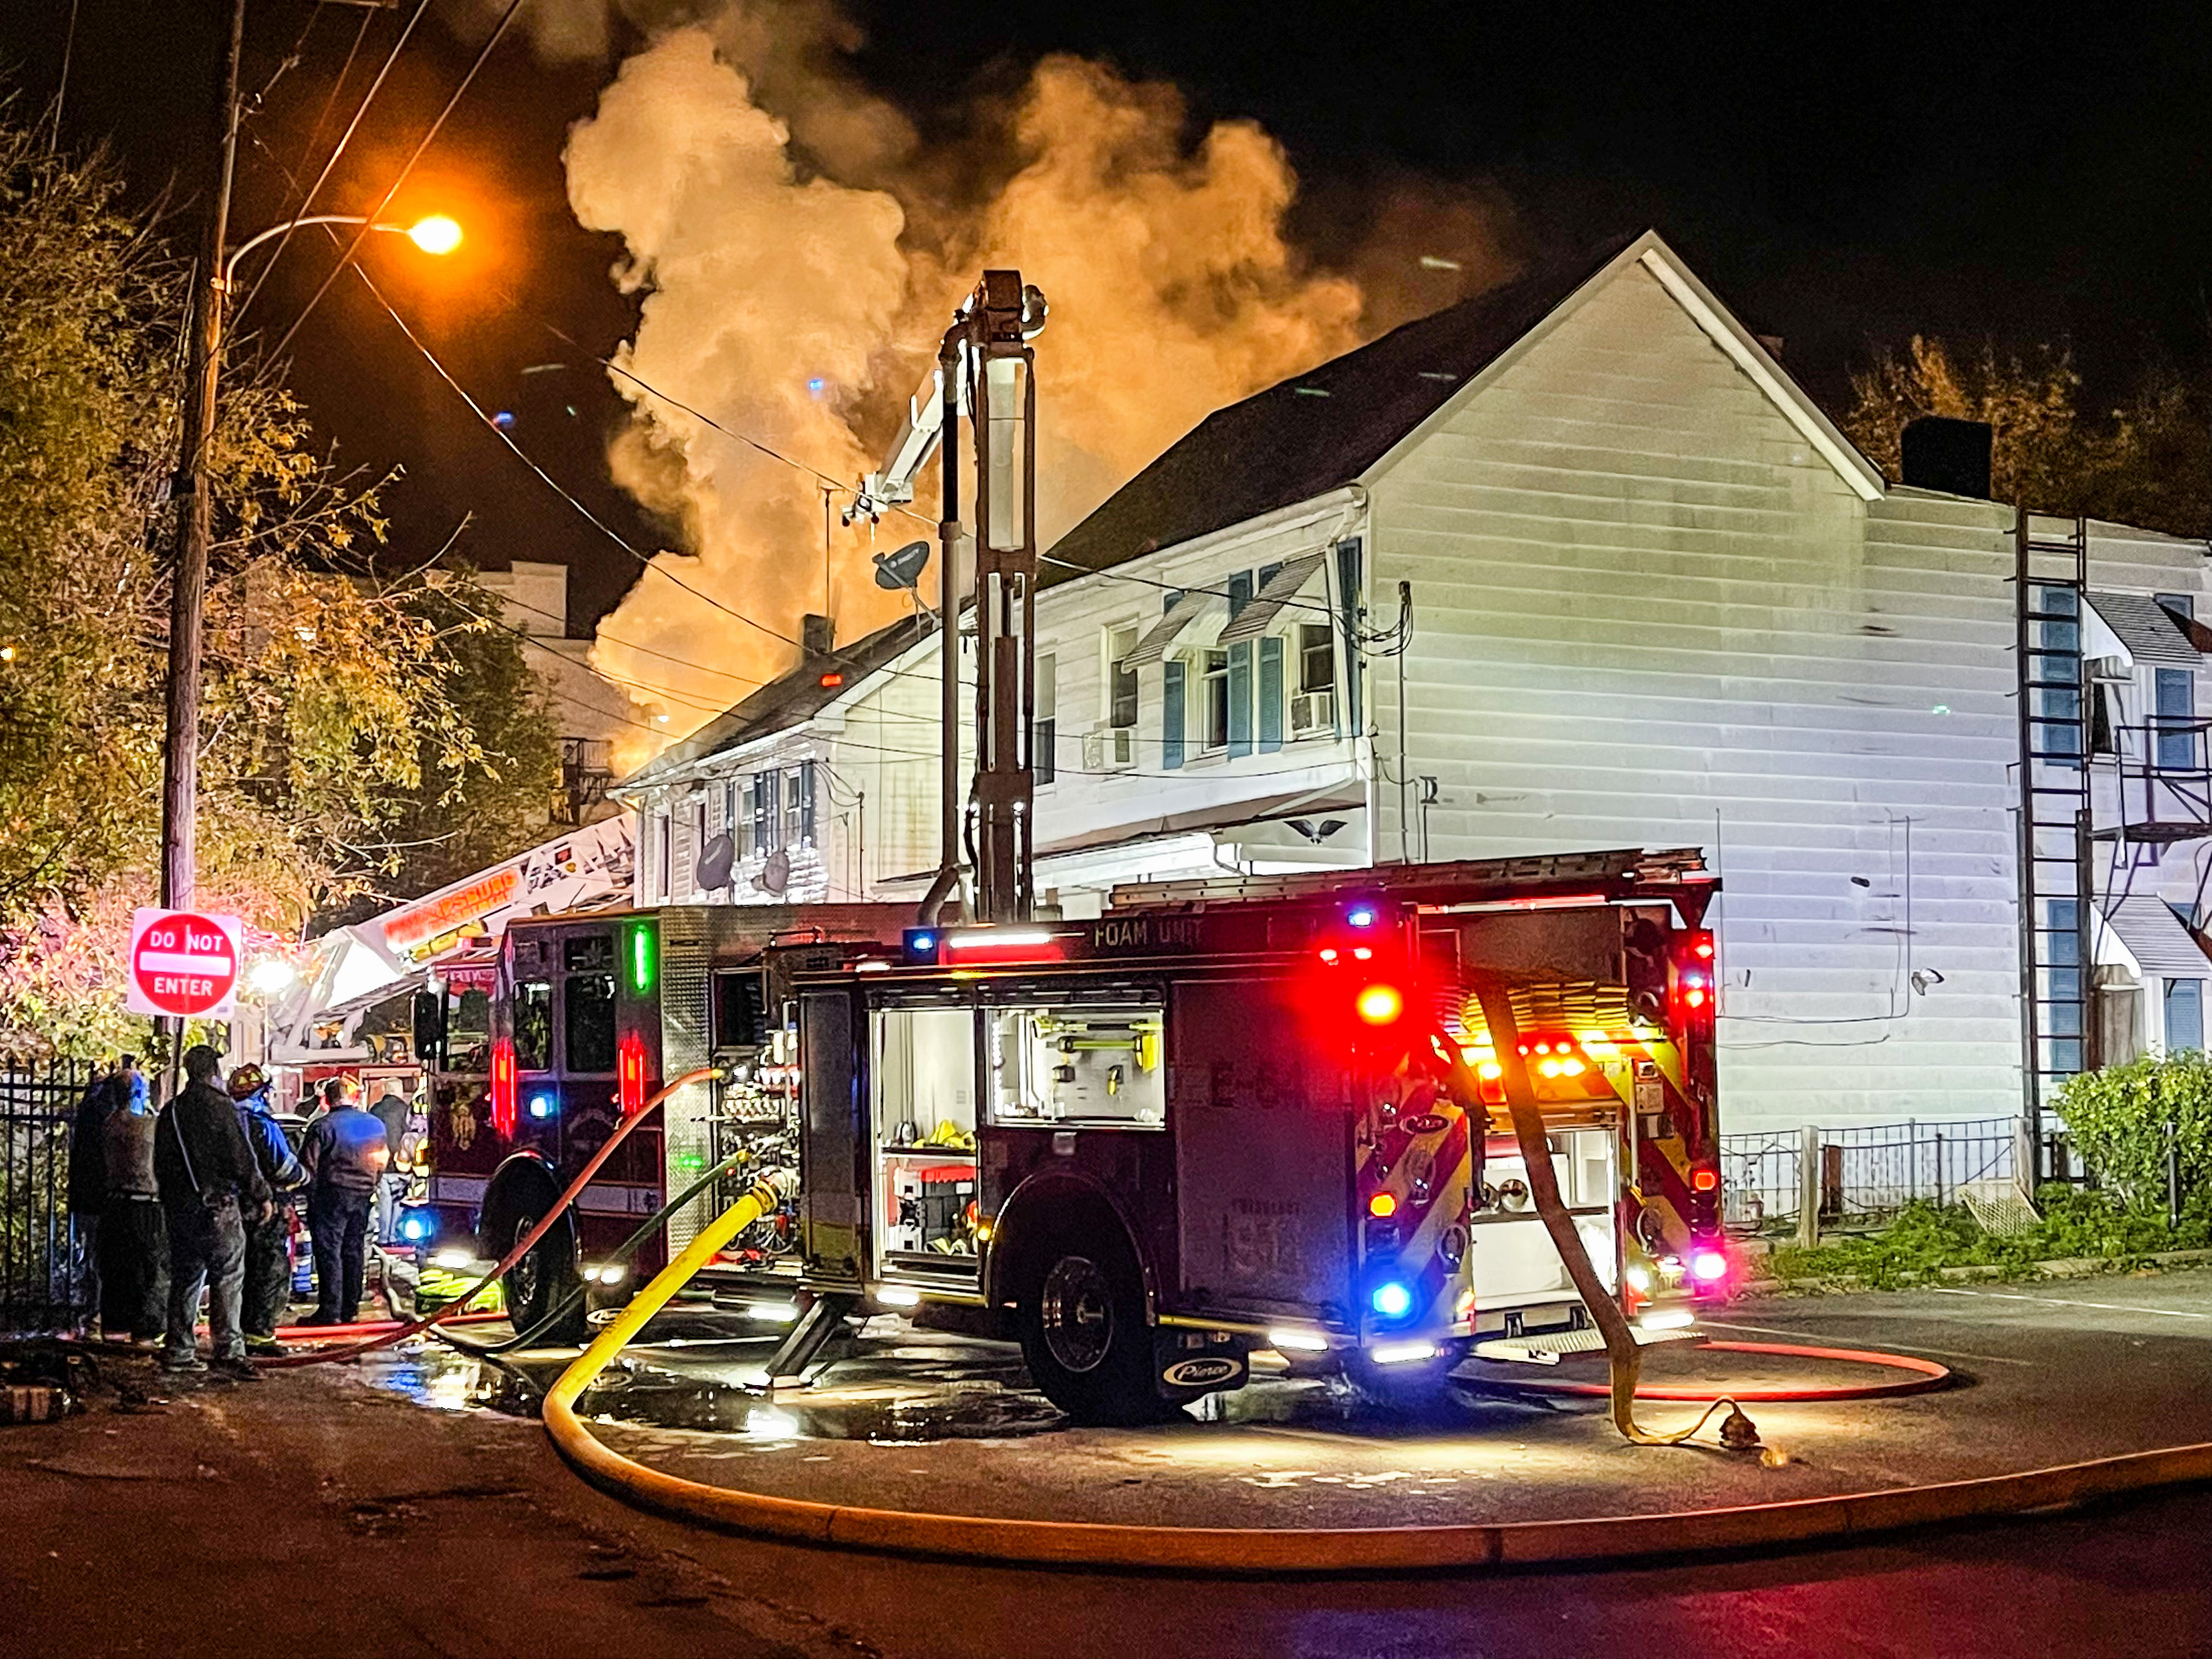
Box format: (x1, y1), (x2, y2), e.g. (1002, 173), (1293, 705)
(1366, 263), (2022, 1132)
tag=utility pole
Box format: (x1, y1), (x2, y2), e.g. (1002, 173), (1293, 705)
(159, 0), (246, 919)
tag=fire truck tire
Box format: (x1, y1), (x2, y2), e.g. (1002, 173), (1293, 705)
(1015, 1232), (1176, 1427)
(504, 1212), (586, 1345)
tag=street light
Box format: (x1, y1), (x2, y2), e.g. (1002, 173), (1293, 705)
(159, 204), (464, 924)
(221, 213), (464, 284)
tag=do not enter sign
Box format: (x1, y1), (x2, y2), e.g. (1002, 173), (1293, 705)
(127, 908), (244, 1020)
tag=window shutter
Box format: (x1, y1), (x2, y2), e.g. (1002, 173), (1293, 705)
(1335, 538), (1363, 737)
(1228, 641), (1252, 758)
(1258, 637), (1284, 753)
(1162, 659), (1186, 769)
(800, 761), (818, 844)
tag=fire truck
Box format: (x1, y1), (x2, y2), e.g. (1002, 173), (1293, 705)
(414, 904), (909, 1337)
(419, 848), (1724, 1423)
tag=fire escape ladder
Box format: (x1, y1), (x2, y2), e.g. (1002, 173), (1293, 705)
(2017, 514), (2091, 1135)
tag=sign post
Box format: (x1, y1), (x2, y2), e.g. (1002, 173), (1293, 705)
(127, 907), (244, 1023)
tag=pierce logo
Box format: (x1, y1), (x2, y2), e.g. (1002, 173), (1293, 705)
(126, 908), (243, 1019)
(1161, 1356), (1242, 1389)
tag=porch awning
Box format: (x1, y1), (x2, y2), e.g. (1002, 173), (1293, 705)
(1122, 589), (1213, 668)
(2085, 592), (2202, 667)
(2100, 894), (2211, 977)
(1218, 552), (1328, 646)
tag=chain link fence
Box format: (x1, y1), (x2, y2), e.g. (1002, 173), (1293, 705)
(1, 1058), (97, 1331)
(1720, 1116), (2066, 1239)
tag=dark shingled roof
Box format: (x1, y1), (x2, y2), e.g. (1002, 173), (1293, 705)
(1043, 236), (1639, 586)
(619, 610), (936, 789)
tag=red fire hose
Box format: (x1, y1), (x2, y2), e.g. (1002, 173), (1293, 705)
(258, 1066), (719, 1370)
(1477, 1339), (1951, 1402)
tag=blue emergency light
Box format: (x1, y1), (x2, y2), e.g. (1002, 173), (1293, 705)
(528, 1091), (556, 1120)
(1346, 904), (1379, 929)
(396, 1209), (436, 1245)
(901, 927), (942, 965)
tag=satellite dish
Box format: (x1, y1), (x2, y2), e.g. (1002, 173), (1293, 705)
(873, 540), (931, 591)
(753, 846), (792, 896)
(695, 832), (735, 891)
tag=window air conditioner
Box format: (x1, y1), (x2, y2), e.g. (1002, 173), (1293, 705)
(1085, 728), (1135, 769)
(1290, 689), (1336, 735)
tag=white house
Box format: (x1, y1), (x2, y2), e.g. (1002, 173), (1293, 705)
(618, 231), (2212, 1139)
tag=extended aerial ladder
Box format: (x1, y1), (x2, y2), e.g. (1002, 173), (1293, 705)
(847, 272), (1049, 927)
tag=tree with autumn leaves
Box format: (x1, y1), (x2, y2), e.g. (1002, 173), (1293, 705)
(0, 119), (556, 1056)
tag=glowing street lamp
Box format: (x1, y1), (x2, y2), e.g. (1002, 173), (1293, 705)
(221, 213), (464, 284)
(161, 207), (466, 933)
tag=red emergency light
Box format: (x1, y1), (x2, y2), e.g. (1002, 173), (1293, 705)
(490, 1040), (517, 1138)
(618, 1031), (648, 1116)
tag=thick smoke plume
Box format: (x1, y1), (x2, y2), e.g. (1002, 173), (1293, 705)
(545, 2), (1512, 755)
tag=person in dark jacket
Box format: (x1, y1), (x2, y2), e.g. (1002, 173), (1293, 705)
(99, 1061), (167, 1345)
(298, 1083), (387, 1326)
(154, 1046), (271, 1379)
(227, 1064), (306, 1353)
(66, 1059), (116, 1328)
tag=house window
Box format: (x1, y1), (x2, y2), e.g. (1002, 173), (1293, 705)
(693, 800), (708, 885)
(1107, 625), (1139, 731)
(2155, 668), (2194, 769)
(723, 781), (739, 864)
(2158, 592), (2194, 620)
(1299, 623), (1335, 695)
(2166, 978), (2204, 1052)
(794, 761), (817, 845)
(1202, 650), (1230, 750)
(656, 812), (672, 902)
(1036, 653), (1057, 786)
(753, 772), (778, 851)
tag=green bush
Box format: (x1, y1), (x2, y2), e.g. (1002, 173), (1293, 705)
(1765, 1190), (2212, 1288)
(2052, 1051), (2212, 1207)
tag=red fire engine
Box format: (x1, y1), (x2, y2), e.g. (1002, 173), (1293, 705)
(417, 849), (1722, 1423)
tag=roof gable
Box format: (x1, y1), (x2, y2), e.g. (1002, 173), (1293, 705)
(618, 610), (935, 791)
(1045, 231), (1882, 583)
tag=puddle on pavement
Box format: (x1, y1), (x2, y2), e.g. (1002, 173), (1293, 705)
(360, 1322), (1588, 1449)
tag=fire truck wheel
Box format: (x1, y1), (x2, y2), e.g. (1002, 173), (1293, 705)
(504, 1213), (586, 1345)
(1017, 1236), (1175, 1427)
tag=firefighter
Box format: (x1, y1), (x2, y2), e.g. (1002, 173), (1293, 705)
(226, 1065), (306, 1353)
(297, 1081), (387, 1326)
(154, 1046), (270, 1380)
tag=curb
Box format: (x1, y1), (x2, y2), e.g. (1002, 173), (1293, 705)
(545, 1400), (2212, 1575)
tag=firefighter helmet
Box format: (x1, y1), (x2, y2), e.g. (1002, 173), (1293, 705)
(226, 1063), (270, 1101)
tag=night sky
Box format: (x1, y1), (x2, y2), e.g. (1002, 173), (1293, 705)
(8, 0), (2212, 633)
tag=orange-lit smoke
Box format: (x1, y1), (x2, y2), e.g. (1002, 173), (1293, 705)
(554, 4), (1509, 755)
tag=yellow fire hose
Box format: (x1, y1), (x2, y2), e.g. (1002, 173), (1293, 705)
(543, 1176), (782, 1481)
(1465, 984), (1755, 1449)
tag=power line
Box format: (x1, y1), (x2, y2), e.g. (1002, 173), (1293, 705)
(348, 261), (811, 656)
(267, 0), (518, 361)
(234, 0), (433, 327)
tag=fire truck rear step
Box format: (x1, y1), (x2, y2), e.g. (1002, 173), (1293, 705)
(1472, 1324), (1702, 1365)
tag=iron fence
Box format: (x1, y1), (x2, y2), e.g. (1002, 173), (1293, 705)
(1, 1058), (97, 1331)
(1720, 1116), (2035, 1235)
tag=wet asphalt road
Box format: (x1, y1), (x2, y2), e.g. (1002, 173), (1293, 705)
(4, 1272), (2210, 1658)
(363, 1267), (2212, 1531)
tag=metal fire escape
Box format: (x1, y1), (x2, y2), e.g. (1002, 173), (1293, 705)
(2016, 514), (2091, 1152)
